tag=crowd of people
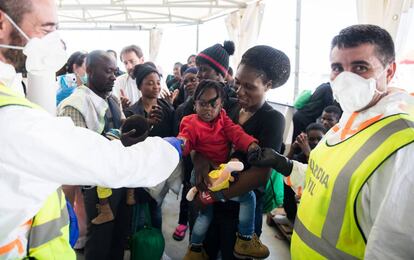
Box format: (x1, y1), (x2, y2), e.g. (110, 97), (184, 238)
(1, 0), (414, 260)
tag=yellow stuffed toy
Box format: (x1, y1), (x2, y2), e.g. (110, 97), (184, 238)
(186, 161), (244, 201)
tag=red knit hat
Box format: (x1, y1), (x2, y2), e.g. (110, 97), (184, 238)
(196, 41), (235, 77)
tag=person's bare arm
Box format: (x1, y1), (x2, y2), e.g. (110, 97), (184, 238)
(221, 166), (271, 199)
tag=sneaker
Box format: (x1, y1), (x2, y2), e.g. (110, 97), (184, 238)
(233, 233), (270, 259)
(172, 224), (188, 241)
(183, 245), (209, 260)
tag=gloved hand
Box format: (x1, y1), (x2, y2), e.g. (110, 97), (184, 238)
(247, 148), (293, 176)
(163, 137), (184, 157)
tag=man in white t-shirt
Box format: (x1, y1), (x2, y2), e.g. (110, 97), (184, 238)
(112, 45), (144, 109)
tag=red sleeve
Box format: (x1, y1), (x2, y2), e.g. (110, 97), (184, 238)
(178, 115), (197, 156)
(221, 110), (257, 151)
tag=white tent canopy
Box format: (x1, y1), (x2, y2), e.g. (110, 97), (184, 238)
(57, 0), (257, 30)
(57, 0), (414, 101)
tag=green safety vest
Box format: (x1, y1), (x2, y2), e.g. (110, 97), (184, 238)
(0, 84), (75, 259)
(291, 113), (414, 260)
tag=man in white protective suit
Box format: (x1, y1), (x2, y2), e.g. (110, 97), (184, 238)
(0, 0), (182, 259)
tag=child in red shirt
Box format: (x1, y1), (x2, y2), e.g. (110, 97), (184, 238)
(179, 80), (269, 259)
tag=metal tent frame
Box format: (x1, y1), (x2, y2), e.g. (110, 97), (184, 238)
(57, 0), (254, 30)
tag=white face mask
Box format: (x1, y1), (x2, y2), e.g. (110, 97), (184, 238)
(331, 71), (386, 113)
(0, 13), (66, 73)
(0, 13), (67, 114)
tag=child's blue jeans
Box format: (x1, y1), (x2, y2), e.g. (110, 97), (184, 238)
(190, 190), (256, 244)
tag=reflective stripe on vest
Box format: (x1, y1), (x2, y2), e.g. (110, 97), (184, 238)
(291, 114), (414, 260)
(0, 84), (75, 259)
(0, 84), (40, 109)
(28, 188), (69, 248)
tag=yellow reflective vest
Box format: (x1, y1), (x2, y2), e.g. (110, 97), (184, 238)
(291, 113), (414, 260)
(0, 84), (75, 259)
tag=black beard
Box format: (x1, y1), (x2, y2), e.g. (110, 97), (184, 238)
(1, 28), (27, 73)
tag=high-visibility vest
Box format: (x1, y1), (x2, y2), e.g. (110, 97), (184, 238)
(0, 84), (75, 259)
(291, 113), (414, 260)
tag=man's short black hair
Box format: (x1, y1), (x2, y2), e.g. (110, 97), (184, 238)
(323, 105), (342, 119)
(194, 79), (225, 101)
(306, 123), (327, 134)
(86, 50), (112, 70)
(107, 49), (117, 59)
(331, 24), (395, 66)
(0, 0), (33, 25)
(120, 45), (143, 61)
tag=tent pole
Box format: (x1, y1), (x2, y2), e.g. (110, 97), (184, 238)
(294, 0), (301, 101)
(196, 23), (200, 53)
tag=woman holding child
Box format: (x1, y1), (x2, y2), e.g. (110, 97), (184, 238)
(189, 45), (290, 259)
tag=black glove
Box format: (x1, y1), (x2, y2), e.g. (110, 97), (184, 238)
(247, 148), (293, 176)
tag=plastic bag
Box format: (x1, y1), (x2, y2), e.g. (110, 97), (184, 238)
(130, 203), (165, 260)
(66, 200), (79, 248)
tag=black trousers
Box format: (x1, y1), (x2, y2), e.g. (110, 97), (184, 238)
(204, 201), (239, 260)
(201, 191), (266, 259)
(83, 187), (130, 260)
(283, 183), (297, 222)
(178, 182), (192, 225)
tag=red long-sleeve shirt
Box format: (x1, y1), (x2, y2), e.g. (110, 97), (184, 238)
(178, 109), (257, 164)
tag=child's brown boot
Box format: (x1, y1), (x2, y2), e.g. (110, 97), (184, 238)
(91, 203), (114, 225)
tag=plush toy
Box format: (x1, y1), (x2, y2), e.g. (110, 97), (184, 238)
(186, 161), (244, 201)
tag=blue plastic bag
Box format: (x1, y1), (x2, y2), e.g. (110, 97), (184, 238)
(66, 200), (79, 248)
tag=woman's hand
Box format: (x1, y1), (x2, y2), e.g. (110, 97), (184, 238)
(163, 89), (179, 105)
(147, 105), (163, 126)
